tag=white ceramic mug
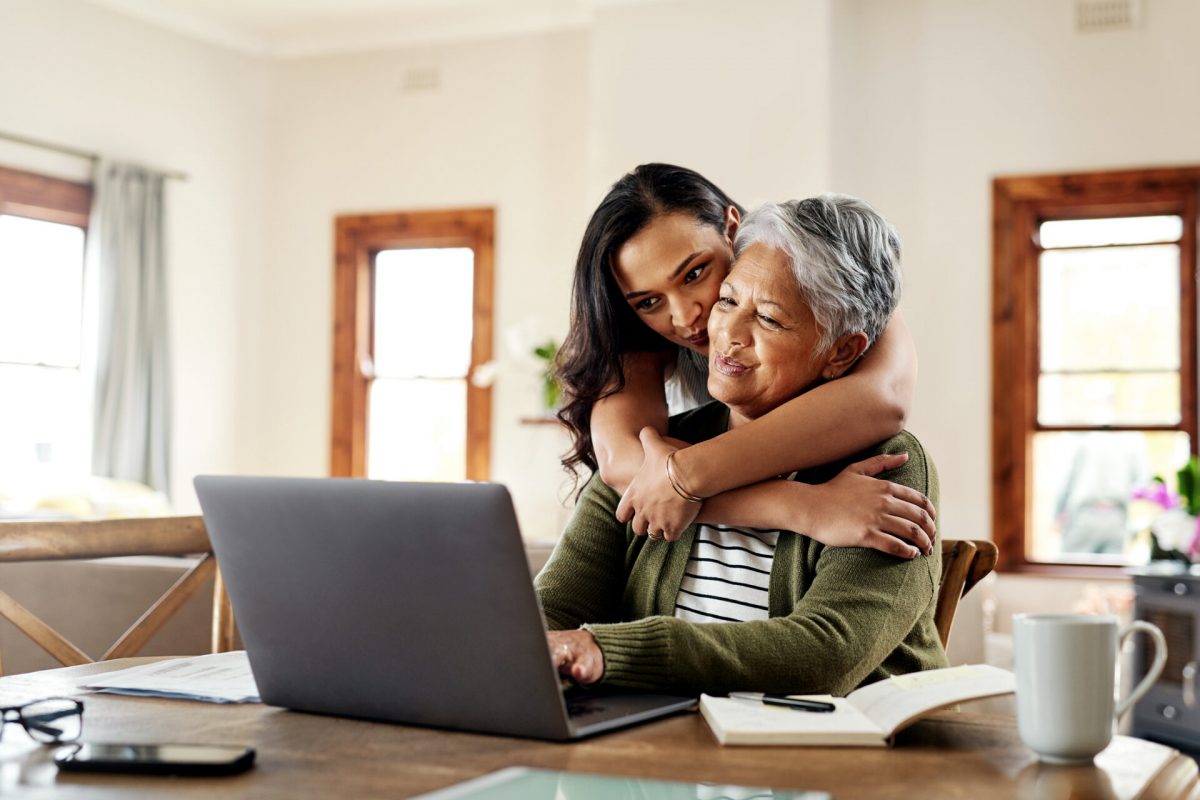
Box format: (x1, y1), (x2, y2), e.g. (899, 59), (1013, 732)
(1013, 613), (1167, 764)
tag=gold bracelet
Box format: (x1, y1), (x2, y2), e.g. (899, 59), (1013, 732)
(665, 450), (704, 504)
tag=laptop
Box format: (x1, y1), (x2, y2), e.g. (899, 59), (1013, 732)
(194, 476), (695, 741)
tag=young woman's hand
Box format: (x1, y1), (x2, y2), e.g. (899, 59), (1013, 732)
(615, 428), (700, 542)
(547, 629), (604, 685)
(807, 452), (937, 558)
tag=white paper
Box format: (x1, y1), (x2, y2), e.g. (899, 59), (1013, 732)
(700, 664), (1017, 747)
(700, 695), (887, 745)
(81, 651), (261, 704)
(847, 663), (1015, 736)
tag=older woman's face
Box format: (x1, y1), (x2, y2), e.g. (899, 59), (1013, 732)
(706, 243), (827, 423)
(612, 212), (734, 355)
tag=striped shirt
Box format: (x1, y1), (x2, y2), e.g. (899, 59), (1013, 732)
(674, 524), (780, 623)
(664, 347), (712, 415)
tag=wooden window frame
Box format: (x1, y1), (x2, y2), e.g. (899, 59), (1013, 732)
(0, 164), (91, 228)
(331, 208), (494, 480)
(993, 166), (1200, 575)
(0, 164), (93, 476)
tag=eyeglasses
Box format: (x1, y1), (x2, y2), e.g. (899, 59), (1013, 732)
(0, 698), (83, 743)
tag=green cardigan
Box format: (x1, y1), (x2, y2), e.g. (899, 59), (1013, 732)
(535, 402), (949, 696)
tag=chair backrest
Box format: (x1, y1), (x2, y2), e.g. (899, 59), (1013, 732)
(935, 539), (999, 649)
(0, 516), (236, 675)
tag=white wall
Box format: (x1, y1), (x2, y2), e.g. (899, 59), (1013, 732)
(831, 0), (1200, 659)
(0, 0), (269, 509)
(253, 30), (592, 539)
(253, 0), (838, 541)
(1, 0), (839, 540)
(7, 0), (1197, 622)
(589, 0), (832, 203)
(833, 0), (1200, 545)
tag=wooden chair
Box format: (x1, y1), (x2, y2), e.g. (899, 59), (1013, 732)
(936, 539), (999, 649)
(0, 516), (235, 675)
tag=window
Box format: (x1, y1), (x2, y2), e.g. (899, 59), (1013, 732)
(331, 209), (493, 480)
(993, 167), (1200, 573)
(0, 165), (92, 483)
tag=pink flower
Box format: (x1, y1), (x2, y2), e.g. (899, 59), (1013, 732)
(1189, 516), (1200, 562)
(1133, 482), (1182, 511)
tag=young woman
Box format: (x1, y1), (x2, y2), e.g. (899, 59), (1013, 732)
(555, 164), (935, 558)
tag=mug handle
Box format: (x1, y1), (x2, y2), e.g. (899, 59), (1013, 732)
(1115, 620), (1167, 721)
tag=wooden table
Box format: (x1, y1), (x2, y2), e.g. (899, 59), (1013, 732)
(0, 659), (1195, 799)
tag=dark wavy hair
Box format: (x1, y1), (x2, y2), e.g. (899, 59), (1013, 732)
(555, 163), (743, 483)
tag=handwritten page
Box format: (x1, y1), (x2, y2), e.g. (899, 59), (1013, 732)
(81, 651), (261, 704)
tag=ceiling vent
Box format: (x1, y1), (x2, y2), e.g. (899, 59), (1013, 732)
(1074, 0), (1142, 32)
(401, 67), (440, 93)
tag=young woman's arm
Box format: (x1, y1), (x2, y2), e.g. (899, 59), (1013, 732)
(616, 433), (934, 557)
(686, 311), (916, 495)
(693, 453), (934, 554)
(589, 350), (673, 493)
(616, 313), (919, 538)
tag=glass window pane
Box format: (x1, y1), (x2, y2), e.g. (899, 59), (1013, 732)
(0, 364), (89, 481)
(0, 215), (85, 367)
(1039, 244), (1179, 373)
(1038, 371), (1180, 426)
(1039, 215), (1183, 248)
(1030, 430), (1190, 562)
(367, 378), (465, 481)
(373, 248), (473, 379)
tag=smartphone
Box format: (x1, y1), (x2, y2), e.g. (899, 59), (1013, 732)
(54, 743), (255, 776)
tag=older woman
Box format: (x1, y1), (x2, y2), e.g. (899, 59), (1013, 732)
(536, 195), (948, 696)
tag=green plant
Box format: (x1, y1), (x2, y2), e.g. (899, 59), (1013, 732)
(533, 339), (560, 412)
(1179, 456), (1200, 516)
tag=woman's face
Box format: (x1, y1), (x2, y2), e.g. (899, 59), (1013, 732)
(611, 211), (735, 355)
(706, 242), (830, 424)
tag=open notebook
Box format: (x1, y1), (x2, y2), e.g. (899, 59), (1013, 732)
(700, 664), (1015, 746)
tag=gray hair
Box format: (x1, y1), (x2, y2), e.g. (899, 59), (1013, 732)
(733, 194), (902, 354)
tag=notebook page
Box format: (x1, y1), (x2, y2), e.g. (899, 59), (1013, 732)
(847, 664), (1015, 737)
(699, 695), (886, 745)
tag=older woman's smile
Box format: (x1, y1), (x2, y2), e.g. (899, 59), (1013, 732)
(712, 352), (749, 377)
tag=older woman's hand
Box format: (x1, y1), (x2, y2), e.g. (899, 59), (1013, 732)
(615, 427), (699, 542)
(807, 452), (937, 558)
(547, 629), (604, 685)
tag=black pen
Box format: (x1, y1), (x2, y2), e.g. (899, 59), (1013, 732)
(728, 692), (836, 713)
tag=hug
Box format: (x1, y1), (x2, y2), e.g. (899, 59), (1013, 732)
(537, 193), (949, 696)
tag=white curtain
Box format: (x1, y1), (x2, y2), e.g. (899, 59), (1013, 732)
(89, 161), (172, 497)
